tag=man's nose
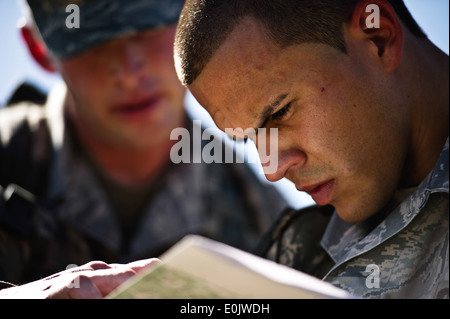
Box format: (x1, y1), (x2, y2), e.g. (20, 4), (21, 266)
(254, 129), (306, 182)
(111, 39), (146, 88)
(263, 148), (307, 182)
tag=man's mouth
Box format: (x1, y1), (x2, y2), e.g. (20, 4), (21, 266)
(111, 94), (163, 118)
(297, 179), (335, 206)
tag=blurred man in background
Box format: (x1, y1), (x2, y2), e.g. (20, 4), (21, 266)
(0, 0), (286, 294)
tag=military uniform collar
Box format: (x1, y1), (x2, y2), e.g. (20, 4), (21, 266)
(321, 138), (449, 264)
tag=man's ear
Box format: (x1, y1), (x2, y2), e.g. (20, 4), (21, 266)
(349, 0), (403, 73)
(20, 23), (56, 73)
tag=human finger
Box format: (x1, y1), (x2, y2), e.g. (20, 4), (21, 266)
(126, 258), (161, 273)
(82, 267), (138, 297)
(47, 274), (103, 299)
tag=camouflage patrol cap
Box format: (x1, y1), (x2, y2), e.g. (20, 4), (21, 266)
(26, 0), (184, 59)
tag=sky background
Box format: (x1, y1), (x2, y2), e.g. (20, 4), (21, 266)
(0, 0), (448, 209)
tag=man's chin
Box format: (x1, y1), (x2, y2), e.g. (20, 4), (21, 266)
(335, 206), (382, 224)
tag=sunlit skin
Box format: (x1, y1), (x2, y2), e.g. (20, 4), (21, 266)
(188, 12), (448, 223)
(51, 25), (187, 186)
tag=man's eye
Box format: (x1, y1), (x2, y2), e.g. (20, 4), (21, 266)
(271, 102), (292, 121)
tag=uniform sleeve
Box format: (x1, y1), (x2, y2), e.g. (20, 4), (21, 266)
(253, 205), (335, 279)
(0, 104), (52, 285)
(0, 224), (30, 285)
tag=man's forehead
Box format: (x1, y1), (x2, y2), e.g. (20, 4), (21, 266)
(190, 77), (264, 136)
(191, 19), (283, 128)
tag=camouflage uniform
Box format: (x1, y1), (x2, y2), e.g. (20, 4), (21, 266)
(255, 139), (449, 299)
(0, 83), (287, 285)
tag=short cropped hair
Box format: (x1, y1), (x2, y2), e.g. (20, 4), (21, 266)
(174, 0), (426, 86)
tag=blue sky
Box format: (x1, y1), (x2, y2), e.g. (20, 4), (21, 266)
(0, 0), (448, 208)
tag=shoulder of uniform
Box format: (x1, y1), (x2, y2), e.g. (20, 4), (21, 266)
(253, 204), (334, 256)
(0, 103), (53, 186)
(275, 205), (334, 237)
(0, 103), (49, 145)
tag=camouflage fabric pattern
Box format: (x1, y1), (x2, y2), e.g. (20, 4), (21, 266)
(253, 205), (335, 279)
(0, 83), (287, 285)
(26, 0), (184, 59)
(260, 139), (449, 299)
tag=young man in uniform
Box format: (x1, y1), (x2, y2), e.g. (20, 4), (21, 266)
(173, 0), (448, 298)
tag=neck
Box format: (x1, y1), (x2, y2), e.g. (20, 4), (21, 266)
(65, 95), (183, 188)
(80, 133), (177, 188)
(400, 35), (449, 187)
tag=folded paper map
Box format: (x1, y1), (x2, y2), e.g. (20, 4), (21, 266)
(107, 235), (351, 299)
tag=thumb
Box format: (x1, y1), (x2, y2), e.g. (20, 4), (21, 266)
(126, 258), (161, 274)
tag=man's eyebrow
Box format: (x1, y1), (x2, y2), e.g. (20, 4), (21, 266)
(255, 93), (288, 129)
